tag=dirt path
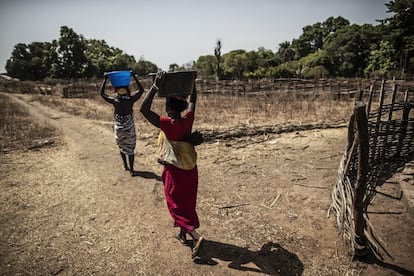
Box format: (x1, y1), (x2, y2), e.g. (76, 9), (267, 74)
(1, 93), (413, 275)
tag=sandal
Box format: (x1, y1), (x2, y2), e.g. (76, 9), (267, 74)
(175, 231), (187, 244)
(191, 236), (204, 259)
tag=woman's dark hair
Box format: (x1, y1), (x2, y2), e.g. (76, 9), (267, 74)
(166, 97), (188, 113)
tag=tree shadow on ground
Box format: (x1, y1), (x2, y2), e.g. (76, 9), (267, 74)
(355, 248), (414, 276)
(194, 240), (304, 275)
(131, 170), (161, 181)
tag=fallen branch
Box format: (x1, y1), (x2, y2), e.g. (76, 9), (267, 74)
(235, 140), (265, 149)
(27, 140), (54, 150)
(270, 193), (281, 208)
(320, 153), (341, 160)
(213, 157), (237, 164)
(261, 204), (272, 209)
(294, 183), (328, 189)
(286, 191), (290, 203)
(201, 123), (347, 143)
(291, 177), (307, 182)
(218, 203), (250, 209)
(261, 193), (281, 209)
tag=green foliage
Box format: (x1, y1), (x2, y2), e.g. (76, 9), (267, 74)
(53, 26), (88, 79)
(381, 0), (414, 77)
(275, 41), (295, 64)
(6, 26), (151, 80)
(6, 42), (54, 80)
(131, 59), (158, 76)
(302, 66), (329, 79)
(214, 39), (223, 79)
(222, 49), (249, 79)
(84, 38), (140, 78)
(290, 16), (350, 59)
(323, 24), (381, 77)
(5, 2), (414, 80)
(299, 50), (329, 69)
(298, 50), (330, 78)
(169, 62), (195, 72)
(256, 47), (278, 68)
(269, 61), (299, 78)
(364, 40), (397, 77)
(195, 55), (216, 76)
(168, 63), (180, 72)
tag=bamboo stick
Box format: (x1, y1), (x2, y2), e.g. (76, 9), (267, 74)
(353, 101), (369, 258)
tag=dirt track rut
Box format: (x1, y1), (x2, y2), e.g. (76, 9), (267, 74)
(1, 92), (413, 275)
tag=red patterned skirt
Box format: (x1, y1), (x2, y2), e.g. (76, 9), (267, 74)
(161, 164), (199, 233)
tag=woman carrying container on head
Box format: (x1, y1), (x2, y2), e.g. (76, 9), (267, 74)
(140, 71), (204, 259)
(100, 70), (144, 176)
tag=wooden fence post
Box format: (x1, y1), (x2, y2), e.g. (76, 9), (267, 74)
(380, 80), (398, 160)
(397, 90), (412, 157)
(372, 79), (386, 161)
(366, 80), (376, 116)
(353, 101), (369, 257)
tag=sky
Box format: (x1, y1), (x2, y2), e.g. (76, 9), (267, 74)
(0, 0), (390, 73)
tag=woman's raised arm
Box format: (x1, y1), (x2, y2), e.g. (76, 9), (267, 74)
(140, 72), (166, 128)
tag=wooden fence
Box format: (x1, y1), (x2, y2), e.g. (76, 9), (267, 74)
(198, 78), (370, 97)
(330, 79), (414, 259)
(2, 77), (413, 100)
(197, 78), (414, 100)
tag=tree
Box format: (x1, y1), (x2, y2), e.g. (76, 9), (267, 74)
(255, 47), (277, 68)
(298, 50), (330, 78)
(364, 40), (397, 77)
(168, 63), (179, 72)
(323, 24), (381, 77)
(28, 42), (53, 80)
(110, 52), (136, 72)
(54, 26), (88, 79)
(83, 39), (113, 77)
(131, 58), (158, 76)
(291, 16), (350, 59)
(83, 39), (138, 78)
(222, 49), (248, 79)
(5, 43), (31, 80)
(195, 55), (216, 76)
(381, 0), (414, 76)
(276, 41), (295, 64)
(269, 61), (299, 78)
(214, 39), (223, 80)
(6, 26), (145, 80)
(324, 16), (351, 34)
(5, 42), (54, 80)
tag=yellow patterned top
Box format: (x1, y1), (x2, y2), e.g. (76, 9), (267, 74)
(157, 131), (197, 170)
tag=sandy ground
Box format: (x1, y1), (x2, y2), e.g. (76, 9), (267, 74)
(0, 92), (413, 275)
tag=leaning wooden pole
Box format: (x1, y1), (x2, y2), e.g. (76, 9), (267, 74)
(366, 80), (376, 116)
(381, 80), (398, 160)
(397, 90), (411, 157)
(353, 101), (369, 258)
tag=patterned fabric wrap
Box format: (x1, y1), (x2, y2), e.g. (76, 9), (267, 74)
(157, 131), (197, 170)
(114, 113), (136, 155)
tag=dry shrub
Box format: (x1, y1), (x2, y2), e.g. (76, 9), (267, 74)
(0, 94), (57, 151)
(195, 91), (353, 130)
(32, 94), (112, 122)
(25, 88), (354, 135)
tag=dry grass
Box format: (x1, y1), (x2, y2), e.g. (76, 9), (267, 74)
(1, 90), (354, 154)
(1, 85), (411, 275)
(30, 91), (354, 133)
(0, 94), (58, 151)
(195, 92), (352, 130)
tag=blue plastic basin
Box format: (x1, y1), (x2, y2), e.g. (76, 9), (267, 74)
(107, 71), (131, 87)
